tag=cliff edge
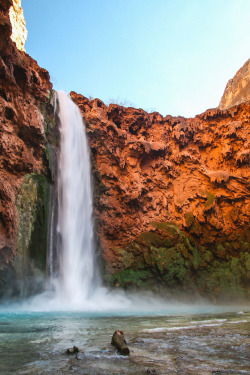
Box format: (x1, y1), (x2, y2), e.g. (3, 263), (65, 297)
(219, 59), (250, 110)
(0, 0), (55, 297)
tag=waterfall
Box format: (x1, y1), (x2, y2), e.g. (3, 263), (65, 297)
(55, 91), (97, 305)
(43, 91), (129, 312)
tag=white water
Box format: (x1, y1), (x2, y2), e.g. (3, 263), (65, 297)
(56, 91), (97, 305)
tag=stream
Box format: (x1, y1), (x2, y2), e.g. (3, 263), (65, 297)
(0, 304), (249, 375)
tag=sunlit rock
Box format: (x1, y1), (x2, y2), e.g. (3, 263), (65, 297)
(219, 59), (250, 109)
(9, 0), (27, 52)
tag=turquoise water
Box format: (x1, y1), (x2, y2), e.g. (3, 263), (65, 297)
(0, 305), (250, 375)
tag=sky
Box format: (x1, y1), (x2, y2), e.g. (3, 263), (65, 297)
(22, 0), (250, 117)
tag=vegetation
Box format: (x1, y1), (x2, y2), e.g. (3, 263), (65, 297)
(107, 221), (250, 300)
(204, 191), (215, 209)
(14, 173), (50, 296)
(16, 173), (50, 268)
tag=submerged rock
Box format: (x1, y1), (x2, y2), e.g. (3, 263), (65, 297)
(146, 369), (157, 374)
(66, 346), (79, 354)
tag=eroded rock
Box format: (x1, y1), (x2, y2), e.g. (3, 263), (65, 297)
(71, 90), (250, 298)
(0, 0), (54, 297)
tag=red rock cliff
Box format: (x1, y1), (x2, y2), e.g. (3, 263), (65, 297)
(0, 0), (54, 295)
(71, 91), (250, 298)
(0, 0), (249, 299)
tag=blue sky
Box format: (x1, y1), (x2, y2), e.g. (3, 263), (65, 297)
(22, 0), (250, 117)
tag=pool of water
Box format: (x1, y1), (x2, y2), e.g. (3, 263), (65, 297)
(0, 304), (249, 375)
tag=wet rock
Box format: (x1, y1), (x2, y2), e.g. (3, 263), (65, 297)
(66, 345), (79, 354)
(146, 368), (157, 374)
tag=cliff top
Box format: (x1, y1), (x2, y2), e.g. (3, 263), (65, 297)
(219, 59), (250, 110)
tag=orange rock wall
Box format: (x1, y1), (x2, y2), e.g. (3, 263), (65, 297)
(0, 0), (52, 269)
(71, 92), (250, 274)
(0, 0), (249, 297)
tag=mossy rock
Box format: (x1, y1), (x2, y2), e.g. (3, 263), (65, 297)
(204, 191), (215, 209)
(110, 269), (152, 288)
(107, 221), (250, 300)
(13, 173), (50, 297)
(185, 212), (195, 227)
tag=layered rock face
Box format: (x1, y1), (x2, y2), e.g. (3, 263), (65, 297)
(9, 0), (27, 52)
(71, 92), (250, 299)
(219, 59), (250, 110)
(0, 0), (54, 296)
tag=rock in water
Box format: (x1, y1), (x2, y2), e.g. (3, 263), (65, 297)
(111, 330), (130, 355)
(66, 346), (79, 354)
(146, 369), (158, 374)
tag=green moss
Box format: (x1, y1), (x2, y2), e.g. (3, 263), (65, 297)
(116, 248), (135, 269)
(151, 221), (180, 237)
(48, 89), (54, 102)
(108, 222), (203, 289)
(184, 235), (200, 269)
(185, 212), (195, 227)
(151, 245), (192, 284)
(139, 232), (164, 245)
(199, 248), (213, 267)
(217, 244), (226, 258)
(110, 269), (152, 288)
(1, 92), (59, 298)
(204, 191), (215, 209)
(137, 230), (177, 251)
(151, 222), (200, 269)
(162, 257), (191, 286)
(198, 252), (250, 299)
(16, 173), (50, 271)
(150, 221), (178, 232)
(107, 219), (250, 300)
(38, 92), (59, 148)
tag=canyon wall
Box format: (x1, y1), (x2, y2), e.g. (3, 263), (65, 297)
(0, 0), (55, 297)
(71, 92), (250, 299)
(0, 0), (249, 300)
(219, 59), (250, 110)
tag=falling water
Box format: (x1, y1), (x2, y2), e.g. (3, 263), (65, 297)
(56, 91), (96, 305)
